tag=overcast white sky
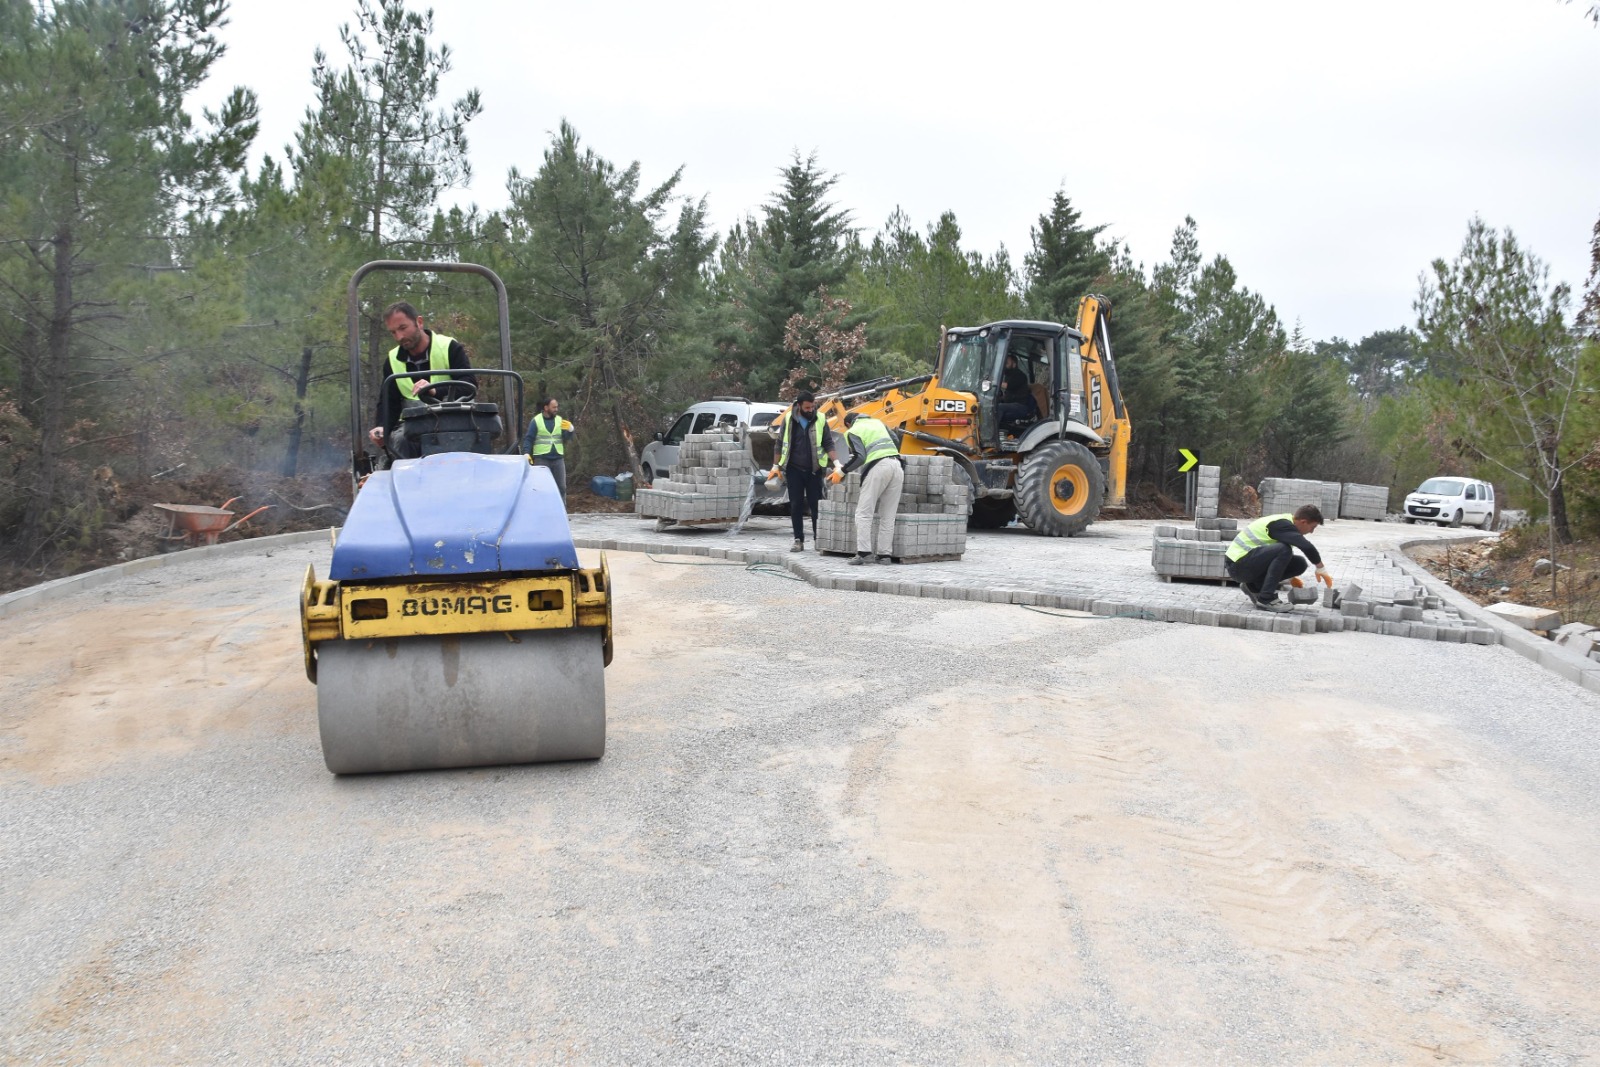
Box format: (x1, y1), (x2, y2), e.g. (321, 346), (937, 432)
(200, 0), (1598, 343)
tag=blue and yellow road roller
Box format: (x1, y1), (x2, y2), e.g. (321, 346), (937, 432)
(300, 261), (610, 774)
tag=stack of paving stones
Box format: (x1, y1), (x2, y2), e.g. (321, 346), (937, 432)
(634, 429), (752, 525)
(1259, 477), (1341, 521)
(1194, 464), (1221, 518)
(816, 454), (969, 561)
(1323, 575), (1495, 643)
(1150, 517), (1240, 581)
(1338, 482), (1390, 521)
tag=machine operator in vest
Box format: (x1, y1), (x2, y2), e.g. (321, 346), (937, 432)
(1224, 504), (1334, 612)
(367, 301), (474, 457)
(767, 391), (845, 553)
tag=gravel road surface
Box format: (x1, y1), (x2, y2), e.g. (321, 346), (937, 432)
(2, 539), (1598, 1064)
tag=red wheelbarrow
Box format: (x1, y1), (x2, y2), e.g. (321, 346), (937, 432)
(151, 497), (272, 548)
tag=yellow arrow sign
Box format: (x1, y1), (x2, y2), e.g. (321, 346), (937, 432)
(1178, 448), (1198, 473)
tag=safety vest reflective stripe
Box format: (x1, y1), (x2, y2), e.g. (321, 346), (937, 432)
(850, 418), (898, 466)
(388, 332), (455, 401)
(778, 409), (828, 469)
(530, 413), (564, 456)
(1225, 513), (1293, 562)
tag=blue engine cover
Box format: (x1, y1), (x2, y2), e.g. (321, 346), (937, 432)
(331, 453), (579, 580)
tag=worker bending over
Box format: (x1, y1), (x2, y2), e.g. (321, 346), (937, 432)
(840, 412), (905, 565)
(1225, 504), (1333, 612)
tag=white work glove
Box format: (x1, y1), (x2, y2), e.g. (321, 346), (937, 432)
(1314, 565), (1333, 588)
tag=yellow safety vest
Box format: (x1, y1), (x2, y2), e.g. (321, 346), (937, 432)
(1226, 513), (1294, 562)
(529, 413), (565, 457)
(777, 408), (829, 470)
(387, 332), (455, 401)
(849, 417), (898, 467)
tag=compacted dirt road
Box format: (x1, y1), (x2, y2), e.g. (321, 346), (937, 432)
(2, 540), (1597, 1064)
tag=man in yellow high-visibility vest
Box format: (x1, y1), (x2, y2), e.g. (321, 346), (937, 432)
(522, 396), (575, 503)
(1224, 504), (1333, 612)
(765, 391), (844, 552)
(367, 301), (473, 458)
(839, 412), (904, 564)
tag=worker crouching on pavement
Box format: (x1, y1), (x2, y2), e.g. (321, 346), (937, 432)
(1224, 504), (1333, 612)
(767, 391), (844, 552)
(840, 412), (905, 565)
(523, 397), (574, 504)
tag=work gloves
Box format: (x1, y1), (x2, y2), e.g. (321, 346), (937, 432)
(1315, 565), (1333, 588)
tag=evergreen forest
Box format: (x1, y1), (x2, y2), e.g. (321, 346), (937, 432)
(3, 0), (1598, 586)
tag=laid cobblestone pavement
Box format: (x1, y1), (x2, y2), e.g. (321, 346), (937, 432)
(569, 511), (1497, 642)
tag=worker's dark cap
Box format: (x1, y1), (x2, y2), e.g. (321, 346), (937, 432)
(843, 412), (860, 427)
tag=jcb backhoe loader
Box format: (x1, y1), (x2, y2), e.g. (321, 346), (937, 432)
(758, 295), (1130, 536)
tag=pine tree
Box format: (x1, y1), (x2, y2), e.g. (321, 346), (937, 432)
(292, 0), (481, 387)
(845, 208), (1020, 374)
(1024, 190), (1110, 322)
(729, 153), (852, 395)
(493, 122), (711, 478)
(0, 0), (257, 557)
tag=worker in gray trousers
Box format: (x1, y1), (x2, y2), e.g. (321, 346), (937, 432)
(841, 412), (905, 564)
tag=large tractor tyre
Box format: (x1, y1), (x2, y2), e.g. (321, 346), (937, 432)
(1015, 440), (1107, 537)
(969, 496), (1017, 530)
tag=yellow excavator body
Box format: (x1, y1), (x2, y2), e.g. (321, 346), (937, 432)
(786, 295), (1131, 536)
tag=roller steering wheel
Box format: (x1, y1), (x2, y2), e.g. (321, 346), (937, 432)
(418, 379), (477, 404)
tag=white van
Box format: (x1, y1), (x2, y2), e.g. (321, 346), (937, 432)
(1402, 477), (1496, 528)
(640, 398), (785, 483)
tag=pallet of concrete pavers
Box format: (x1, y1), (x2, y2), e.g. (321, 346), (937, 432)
(815, 454), (969, 561)
(634, 429), (752, 526)
(1194, 464), (1221, 519)
(1151, 521), (1233, 582)
(1259, 477), (1340, 521)
(1338, 482), (1390, 521)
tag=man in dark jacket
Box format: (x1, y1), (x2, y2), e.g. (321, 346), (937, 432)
(1224, 504), (1333, 612)
(766, 391), (843, 552)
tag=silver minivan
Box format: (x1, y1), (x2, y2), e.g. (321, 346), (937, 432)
(1402, 477), (1496, 528)
(640, 398), (785, 483)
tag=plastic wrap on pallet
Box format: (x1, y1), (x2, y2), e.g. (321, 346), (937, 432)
(635, 429), (753, 523)
(1338, 482), (1390, 520)
(1258, 477), (1337, 521)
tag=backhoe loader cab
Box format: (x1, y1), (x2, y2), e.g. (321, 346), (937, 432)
(938, 321), (1086, 448)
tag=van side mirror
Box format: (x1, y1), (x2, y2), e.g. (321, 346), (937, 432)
(653, 431), (663, 442)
